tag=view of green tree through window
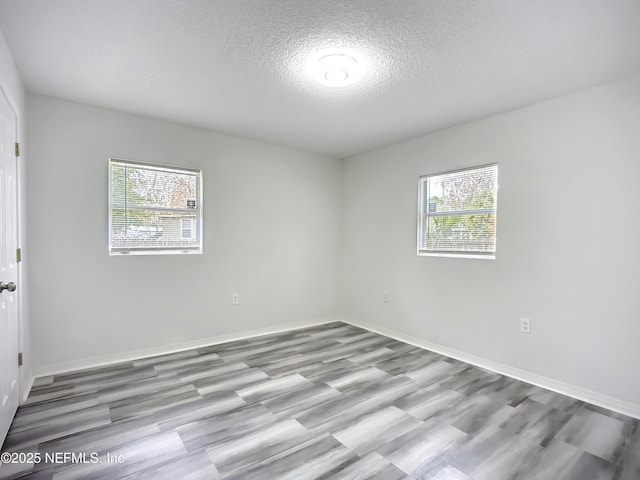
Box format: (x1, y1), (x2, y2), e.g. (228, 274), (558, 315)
(109, 159), (202, 254)
(418, 164), (497, 258)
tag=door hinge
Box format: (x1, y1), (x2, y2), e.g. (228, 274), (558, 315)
(16, 247), (22, 263)
(15, 142), (20, 158)
(18, 352), (23, 367)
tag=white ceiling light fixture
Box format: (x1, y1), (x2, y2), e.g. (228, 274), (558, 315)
(312, 53), (362, 87)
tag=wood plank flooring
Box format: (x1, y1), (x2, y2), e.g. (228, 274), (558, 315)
(1, 322), (638, 479)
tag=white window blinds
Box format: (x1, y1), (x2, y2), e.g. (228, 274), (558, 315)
(418, 164), (498, 258)
(109, 159), (202, 254)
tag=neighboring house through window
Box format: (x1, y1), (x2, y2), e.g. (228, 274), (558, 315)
(181, 218), (194, 239)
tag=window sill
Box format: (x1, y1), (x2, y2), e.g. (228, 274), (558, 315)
(109, 249), (202, 256)
(417, 251), (495, 260)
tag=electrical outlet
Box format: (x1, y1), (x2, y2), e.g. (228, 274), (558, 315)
(232, 293), (239, 305)
(383, 291), (390, 303)
(520, 317), (531, 333)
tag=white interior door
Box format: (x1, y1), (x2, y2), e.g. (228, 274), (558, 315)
(0, 86), (19, 445)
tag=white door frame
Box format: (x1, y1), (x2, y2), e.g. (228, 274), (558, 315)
(0, 77), (23, 404)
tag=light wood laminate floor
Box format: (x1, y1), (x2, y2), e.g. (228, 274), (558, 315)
(1, 322), (638, 479)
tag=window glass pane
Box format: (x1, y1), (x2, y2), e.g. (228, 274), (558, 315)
(424, 213), (496, 253)
(426, 165), (497, 213)
(110, 209), (200, 250)
(110, 166), (198, 209)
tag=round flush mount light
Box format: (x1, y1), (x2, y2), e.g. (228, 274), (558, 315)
(312, 53), (361, 87)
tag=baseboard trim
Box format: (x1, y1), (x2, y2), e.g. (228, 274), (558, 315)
(32, 315), (340, 378)
(341, 316), (640, 420)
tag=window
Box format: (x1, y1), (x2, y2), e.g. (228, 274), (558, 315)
(417, 164), (498, 258)
(109, 159), (202, 255)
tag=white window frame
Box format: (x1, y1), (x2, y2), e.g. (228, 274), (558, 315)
(417, 163), (498, 259)
(108, 158), (203, 255)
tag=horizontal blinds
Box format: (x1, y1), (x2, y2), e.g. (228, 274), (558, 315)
(419, 164), (498, 255)
(109, 160), (202, 252)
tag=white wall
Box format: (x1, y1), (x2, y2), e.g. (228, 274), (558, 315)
(341, 75), (640, 408)
(0, 30), (31, 399)
(27, 94), (341, 371)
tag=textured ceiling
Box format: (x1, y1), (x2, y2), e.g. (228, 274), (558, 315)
(1, 0), (639, 158)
